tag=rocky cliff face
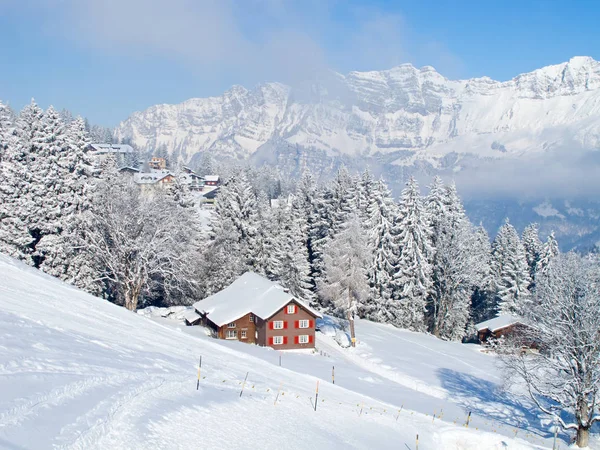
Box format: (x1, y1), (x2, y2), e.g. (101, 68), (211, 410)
(115, 56), (600, 164)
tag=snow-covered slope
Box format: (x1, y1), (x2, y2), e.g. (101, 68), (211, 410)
(115, 57), (600, 162)
(0, 255), (556, 449)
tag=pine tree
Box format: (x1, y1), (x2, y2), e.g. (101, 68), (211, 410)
(356, 168), (376, 224)
(36, 115), (95, 279)
(470, 225), (496, 323)
(537, 231), (559, 274)
(329, 166), (357, 231)
(492, 220), (531, 315)
(294, 173), (321, 297)
(522, 223), (543, 286)
(426, 181), (482, 340)
(365, 179), (399, 321)
(0, 101), (15, 162)
(393, 177), (433, 331)
(0, 100), (45, 261)
(275, 196), (315, 303)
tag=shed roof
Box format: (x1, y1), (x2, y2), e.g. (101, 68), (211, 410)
(133, 171), (172, 184)
(193, 272), (321, 326)
(89, 144), (134, 154)
(183, 309), (201, 324)
(476, 315), (524, 332)
(205, 175), (220, 182)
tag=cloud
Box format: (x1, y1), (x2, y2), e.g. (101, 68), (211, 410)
(453, 147), (600, 200)
(16, 0), (462, 86)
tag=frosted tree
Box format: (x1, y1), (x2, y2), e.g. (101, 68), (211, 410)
(0, 101), (15, 162)
(294, 173), (322, 296)
(210, 170), (262, 273)
(470, 225), (496, 323)
(36, 115), (96, 279)
(537, 231), (559, 275)
(355, 169), (376, 223)
(78, 176), (199, 311)
(426, 183), (483, 340)
(307, 186), (336, 293)
(319, 214), (370, 346)
(329, 166), (357, 231)
(0, 100), (45, 261)
(492, 220), (531, 315)
(275, 196), (315, 303)
(522, 223), (543, 286)
(393, 177), (433, 331)
(365, 179), (399, 321)
(498, 253), (600, 448)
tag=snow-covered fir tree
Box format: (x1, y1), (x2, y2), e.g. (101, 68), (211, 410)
(35, 115), (96, 280)
(470, 225), (496, 323)
(210, 170), (262, 274)
(365, 179), (399, 321)
(492, 220), (531, 315)
(274, 196), (315, 304)
(522, 223), (543, 286)
(537, 231), (559, 274)
(0, 100), (45, 260)
(0, 101), (15, 162)
(355, 169), (376, 223)
(392, 177), (433, 331)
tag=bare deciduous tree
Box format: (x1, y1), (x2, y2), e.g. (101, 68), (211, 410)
(80, 174), (200, 311)
(498, 253), (600, 448)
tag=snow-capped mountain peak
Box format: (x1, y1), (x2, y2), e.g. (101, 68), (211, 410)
(115, 57), (600, 163)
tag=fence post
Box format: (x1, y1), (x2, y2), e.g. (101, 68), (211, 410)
(332, 366), (335, 384)
(314, 380), (319, 411)
(196, 356), (202, 390)
(416, 434), (419, 450)
(240, 372), (249, 397)
(465, 411), (472, 428)
(274, 382), (283, 406)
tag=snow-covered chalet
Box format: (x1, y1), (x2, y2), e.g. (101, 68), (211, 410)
(187, 273), (321, 350)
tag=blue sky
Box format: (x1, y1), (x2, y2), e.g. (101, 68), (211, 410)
(1, 0), (598, 127)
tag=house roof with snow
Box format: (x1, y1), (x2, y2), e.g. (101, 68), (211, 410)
(204, 175), (219, 182)
(182, 308), (201, 324)
(475, 315), (524, 332)
(118, 166), (140, 173)
(89, 144), (134, 154)
(133, 171), (172, 184)
(193, 272), (321, 327)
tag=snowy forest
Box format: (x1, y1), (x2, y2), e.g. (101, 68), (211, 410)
(0, 99), (568, 342)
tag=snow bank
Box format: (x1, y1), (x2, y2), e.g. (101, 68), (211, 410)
(0, 255), (550, 449)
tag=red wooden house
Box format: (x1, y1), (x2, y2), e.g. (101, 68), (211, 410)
(192, 272), (321, 350)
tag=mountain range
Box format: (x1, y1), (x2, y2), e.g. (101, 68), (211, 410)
(114, 57), (600, 251)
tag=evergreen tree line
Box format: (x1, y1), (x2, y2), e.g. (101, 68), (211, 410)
(207, 167), (561, 341)
(0, 100), (561, 339)
(0, 100), (200, 311)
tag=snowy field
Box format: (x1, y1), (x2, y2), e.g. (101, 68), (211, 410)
(0, 255), (576, 449)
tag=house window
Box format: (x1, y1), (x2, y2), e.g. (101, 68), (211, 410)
(273, 320), (284, 330)
(227, 322), (236, 328)
(298, 335), (309, 344)
(249, 314), (254, 322)
(299, 319), (309, 329)
(226, 330), (237, 339)
(241, 330), (247, 339)
(273, 336), (283, 345)
(287, 305), (296, 314)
